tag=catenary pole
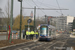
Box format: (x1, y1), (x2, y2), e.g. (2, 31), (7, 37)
(34, 6), (36, 32)
(9, 0), (13, 43)
(18, 0), (22, 39)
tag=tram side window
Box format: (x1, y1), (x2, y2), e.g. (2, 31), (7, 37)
(40, 27), (42, 34)
(49, 30), (51, 35)
(48, 28), (52, 36)
(52, 30), (55, 35)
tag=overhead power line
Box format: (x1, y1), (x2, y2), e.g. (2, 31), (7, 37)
(32, 0), (46, 15)
(25, 1), (33, 7)
(22, 7), (68, 10)
(37, 0), (64, 9)
(56, 0), (63, 15)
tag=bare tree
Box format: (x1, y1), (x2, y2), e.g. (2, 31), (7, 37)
(4, 0), (10, 30)
(3, 0), (11, 40)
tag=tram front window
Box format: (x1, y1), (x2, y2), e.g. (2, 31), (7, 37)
(40, 26), (48, 36)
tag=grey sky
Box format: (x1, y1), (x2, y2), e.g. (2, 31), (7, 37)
(0, 0), (75, 17)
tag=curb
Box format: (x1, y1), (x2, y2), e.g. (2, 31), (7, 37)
(0, 39), (38, 50)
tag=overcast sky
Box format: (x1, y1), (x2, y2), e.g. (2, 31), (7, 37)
(0, 0), (75, 18)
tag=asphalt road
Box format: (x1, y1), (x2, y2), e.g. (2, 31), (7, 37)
(1, 32), (75, 50)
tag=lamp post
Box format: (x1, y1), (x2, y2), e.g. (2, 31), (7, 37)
(18, 0), (22, 39)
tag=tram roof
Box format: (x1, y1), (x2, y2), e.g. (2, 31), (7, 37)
(40, 24), (55, 29)
(48, 25), (55, 29)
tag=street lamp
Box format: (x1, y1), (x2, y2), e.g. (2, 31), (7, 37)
(18, 0), (22, 39)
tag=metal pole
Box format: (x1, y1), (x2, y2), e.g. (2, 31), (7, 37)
(28, 23), (29, 40)
(45, 15), (46, 24)
(9, 0), (13, 43)
(34, 6), (36, 32)
(19, 0), (22, 39)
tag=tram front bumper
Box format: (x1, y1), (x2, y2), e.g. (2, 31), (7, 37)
(39, 37), (51, 41)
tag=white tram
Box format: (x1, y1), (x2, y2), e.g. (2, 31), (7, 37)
(38, 24), (56, 41)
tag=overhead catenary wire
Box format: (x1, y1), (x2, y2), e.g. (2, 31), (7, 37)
(34, 0), (66, 14)
(56, 0), (63, 15)
(22, 7), (68, 10)
(36, 0), (56, 8)
(24, 0), (33, 7)
(37, 0), (65, 9)
(32, 0), (46, 15)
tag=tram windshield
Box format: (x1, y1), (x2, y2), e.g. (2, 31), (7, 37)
(40, 26), (48, 36)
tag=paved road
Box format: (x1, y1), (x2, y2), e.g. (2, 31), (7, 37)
(1, 32), (75, 50)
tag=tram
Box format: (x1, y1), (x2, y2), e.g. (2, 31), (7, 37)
(38, 24), (56, 41)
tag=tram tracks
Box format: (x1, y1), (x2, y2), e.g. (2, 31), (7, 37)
(30, 34), (70, 50)
(17, 33), (61, 50)
(14, 41), (39, 50)
(31, 40), (57, 50)
(1, 33), (71, 50)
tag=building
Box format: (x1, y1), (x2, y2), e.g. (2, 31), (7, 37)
(66, 16), (74, 31)
(48, 16), (74, 31)
(68, 22), (73, 31)
(46, 16), (55, 25)
(0, 8), (3, 18)
(56, 16), (67, 31)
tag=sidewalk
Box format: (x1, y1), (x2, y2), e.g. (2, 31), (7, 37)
(56, 33), (60, 36)
(70, 34), (75, 38)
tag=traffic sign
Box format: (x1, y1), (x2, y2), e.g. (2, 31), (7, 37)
(27, 19), (32, 23)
